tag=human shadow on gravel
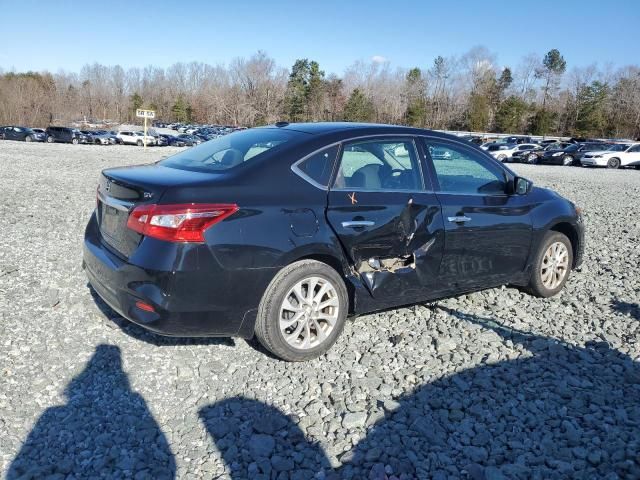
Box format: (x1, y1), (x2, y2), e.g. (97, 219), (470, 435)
(89, 285), (235, 347)
(199, 308), (640, 479)
(7, 345), (176, 480)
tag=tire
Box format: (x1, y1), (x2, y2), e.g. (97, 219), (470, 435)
(46, 136), (54, 143)
(526, 231), (573, 298)
(255, 259), (348, 361)
(562, 155), (574, 166)
(137, 139), (143, 146)
(25, 135), (33, 142)
(497, 154), (507, 161)
(527, 153), (538, 164)
(71, 138), (79, 145)
(607, 157), (621, 169)
(95, 139), (101, 145)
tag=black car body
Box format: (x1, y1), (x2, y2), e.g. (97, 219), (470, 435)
(1, 126), (46, 142)
(46, 126), (85, 144)
(539, 142), (608, 166)
(510, 145), (544, 163)
(84, 123), (584, 360)
(159, 134), (187, 147)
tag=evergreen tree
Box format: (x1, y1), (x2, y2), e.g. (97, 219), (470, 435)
(575, 81), (609, 136)
(495, 95), (528, 133)
(171, 95), (191, 122)
(343, 89), (375, 122)
(404, 68), (427, 127)
(129, 92), (143, 120)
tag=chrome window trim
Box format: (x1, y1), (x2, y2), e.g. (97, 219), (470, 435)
(291, 133), (430, 192)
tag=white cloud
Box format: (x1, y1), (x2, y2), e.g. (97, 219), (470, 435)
(371, 55), (387, 64)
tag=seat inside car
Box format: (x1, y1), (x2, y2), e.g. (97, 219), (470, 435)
(349, 163), (384, 189)
(220, 149), (244, 168)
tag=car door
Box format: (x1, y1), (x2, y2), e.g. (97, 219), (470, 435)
(326, 136), (445, 307)
(7, 127), (20, 140)
(622, 144), (640, 166)
(420, 137), (534, 292)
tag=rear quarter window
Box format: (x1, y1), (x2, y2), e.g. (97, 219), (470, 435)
(293, 145), (339, 188)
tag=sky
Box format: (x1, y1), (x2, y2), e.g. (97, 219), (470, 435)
(1, 0), (639, 74)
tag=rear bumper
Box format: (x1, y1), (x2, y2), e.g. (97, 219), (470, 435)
(83, 212), (256, 337)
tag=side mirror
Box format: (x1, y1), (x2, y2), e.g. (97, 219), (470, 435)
(513, 176), (533, 195)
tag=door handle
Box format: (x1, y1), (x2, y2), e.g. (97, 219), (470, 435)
(447, 216), (472, 223)
(341, 220), (375, 228)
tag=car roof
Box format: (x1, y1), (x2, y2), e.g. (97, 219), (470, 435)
(256, 122), (462, 144)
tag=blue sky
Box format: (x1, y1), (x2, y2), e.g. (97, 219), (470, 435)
(1, 0), (639, 74)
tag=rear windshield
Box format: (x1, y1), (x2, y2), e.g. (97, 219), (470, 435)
(161, 128), (303, 172)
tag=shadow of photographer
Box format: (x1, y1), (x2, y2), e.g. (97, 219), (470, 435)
(7, 345), (175, 479)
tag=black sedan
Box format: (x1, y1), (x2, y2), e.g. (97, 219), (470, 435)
(1, 126), (46, 142)
(538, 142), (612, 166)
(84, 123), (585, 361)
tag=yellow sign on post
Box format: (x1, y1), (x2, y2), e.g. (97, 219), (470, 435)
(135, 109), (156, 151)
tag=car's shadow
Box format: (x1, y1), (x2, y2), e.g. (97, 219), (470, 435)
(88, 285), (235, 347)
(200, 306), (640, 479)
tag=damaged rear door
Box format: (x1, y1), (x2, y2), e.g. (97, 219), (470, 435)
(326, 136), (445, 306)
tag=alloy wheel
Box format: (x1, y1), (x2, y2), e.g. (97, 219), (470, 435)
(279, 276), (340, 350)
(540, 241), (569, 289)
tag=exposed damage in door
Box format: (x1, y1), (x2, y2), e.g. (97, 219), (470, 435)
(354, 198), (439, 293)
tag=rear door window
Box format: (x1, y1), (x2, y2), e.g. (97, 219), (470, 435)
(332, 138), (422, 191)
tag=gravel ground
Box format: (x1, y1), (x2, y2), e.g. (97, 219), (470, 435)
(0, 141), (639, 480)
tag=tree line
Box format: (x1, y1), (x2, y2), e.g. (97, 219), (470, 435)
(1, 47), (639, 139)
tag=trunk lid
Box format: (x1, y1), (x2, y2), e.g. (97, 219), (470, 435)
(97, 163), (223, 257)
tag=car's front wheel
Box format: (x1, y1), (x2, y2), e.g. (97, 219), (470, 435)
(527, 153), (538, 164)
(255, 260), (348, 361)
(562, 155), (574, 166)
(137, 139), (143, 146)
(25, 135), (33, 142)
(607, 157), (621, 169)
(46, 136), (54, 143)
(526, 231), (573, 298)
(71, 138), (79, 145)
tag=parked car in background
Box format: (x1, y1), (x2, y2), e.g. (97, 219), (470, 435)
(460, 135), (485, 145)
(510, 145), (544, 163)
(569, 142), (612, 164)
(117, 131), (156, 146)
(84, 122), (584, 361)
(581, 143), (640, 169)
(46, 126), (85, 144)
(177, 134), (203, 146)
(1, 126), (46, 142)
(158, 134), (188, 147)
(83, 130), (118, 145)
(539, 143), (590, 166)
(490, 143), (540, 161)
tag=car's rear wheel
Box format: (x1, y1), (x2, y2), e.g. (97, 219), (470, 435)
(255, 260), (348, 361)
(137, 139), (143, 146)
(526, 231), (573, 298)
(527, 153), (538, 164)
(25, 135), (33, 142)
(562, 155), (574, 166)
(71, 138), (79, 145)
(46, 136), (54, 143)
(497, 154), (507, 161)
(607, 157), (621, 169)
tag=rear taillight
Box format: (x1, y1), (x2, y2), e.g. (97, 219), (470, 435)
(126, 203), (238, 242)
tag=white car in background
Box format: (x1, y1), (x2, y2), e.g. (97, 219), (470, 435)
(488, 143), (540, 161)
(581, 143), (640, 169)
(117, 131), (156, 146)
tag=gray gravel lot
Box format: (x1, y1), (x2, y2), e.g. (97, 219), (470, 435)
(0, 141), (639, 479)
